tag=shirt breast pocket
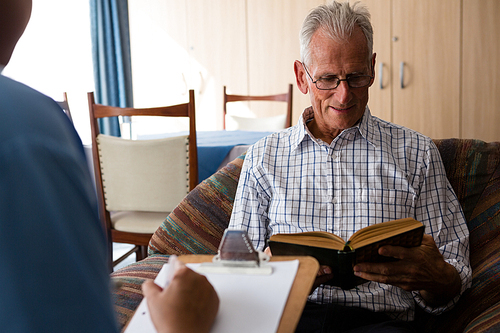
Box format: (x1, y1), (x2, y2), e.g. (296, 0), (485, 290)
(356, 188), (416, 222)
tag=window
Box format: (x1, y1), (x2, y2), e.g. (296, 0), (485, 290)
(3, 0), (94, 144)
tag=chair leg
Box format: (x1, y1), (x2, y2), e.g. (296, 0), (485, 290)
(135, 245), (148, 262)
(113, 245), (139, 268)
(106, 239), (113, 273)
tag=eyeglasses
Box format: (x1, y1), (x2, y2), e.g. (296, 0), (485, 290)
(302, 63), (373, 90)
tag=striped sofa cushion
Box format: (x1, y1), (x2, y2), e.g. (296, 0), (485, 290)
(111, 256), (169, 329)
(418, 139), (500, 332)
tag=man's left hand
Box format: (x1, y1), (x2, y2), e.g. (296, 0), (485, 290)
(352, 234), (461, 306)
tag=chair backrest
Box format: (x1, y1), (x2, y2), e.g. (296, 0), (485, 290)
(223, 84), (293, 131)
(57, 92), (73, 122)
(87, 90), (198, 232)
(97, 134), (190, 212)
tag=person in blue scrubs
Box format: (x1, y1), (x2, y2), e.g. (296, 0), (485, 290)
(0, 1), (218, 332)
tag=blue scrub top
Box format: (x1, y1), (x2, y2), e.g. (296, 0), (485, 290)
(0, 75), (118, 332)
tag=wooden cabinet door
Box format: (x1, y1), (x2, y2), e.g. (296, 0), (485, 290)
(352, 0), (392, 122)
(461, 0), (500, 141)
(392, 0), (461, 139)
(246, 0), (325, 125)
(187, 0), (248, 130)
(355, 0), (461, 139)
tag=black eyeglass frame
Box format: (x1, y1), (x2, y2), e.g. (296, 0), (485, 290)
(302, 62), (374, 90)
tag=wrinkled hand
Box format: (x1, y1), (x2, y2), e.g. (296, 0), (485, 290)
(142, 260), (219, 333)
(353, 234), (461, 306)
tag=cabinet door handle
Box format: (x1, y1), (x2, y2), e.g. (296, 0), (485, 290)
(379, 62), (384, 89)
(400, 62), (405, 89)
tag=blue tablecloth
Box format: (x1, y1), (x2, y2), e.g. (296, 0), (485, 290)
(139, 130), (272, 183)
(196, 131), (272, 182)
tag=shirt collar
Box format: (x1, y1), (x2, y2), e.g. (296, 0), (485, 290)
(290, 107), (313, 151)
(357, 107), (377, 148)
(291, 106), (377, 151)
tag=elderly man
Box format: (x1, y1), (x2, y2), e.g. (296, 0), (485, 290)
(229, 1), (471, 332)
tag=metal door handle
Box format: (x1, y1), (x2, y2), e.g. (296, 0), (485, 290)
(379, 62), (384, 89)
(400, 62), (405, 89)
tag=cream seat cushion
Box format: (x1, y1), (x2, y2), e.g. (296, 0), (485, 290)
(111, 211), (168, 234)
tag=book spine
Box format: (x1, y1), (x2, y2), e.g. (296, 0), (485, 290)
(337, 249), (356, 289)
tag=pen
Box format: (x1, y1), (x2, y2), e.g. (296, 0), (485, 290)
(163, 255), (178, 288)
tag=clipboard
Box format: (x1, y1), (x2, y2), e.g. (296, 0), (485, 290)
(124, 229), (319, 333)
(178, 254), (319, 333)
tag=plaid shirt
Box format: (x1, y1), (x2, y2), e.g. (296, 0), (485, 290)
(229, 107), (471, 320)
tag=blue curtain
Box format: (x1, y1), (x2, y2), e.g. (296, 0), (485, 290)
(90, 0), (134, 136)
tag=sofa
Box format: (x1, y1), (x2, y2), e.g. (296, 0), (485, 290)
(111, 138), (500, 333)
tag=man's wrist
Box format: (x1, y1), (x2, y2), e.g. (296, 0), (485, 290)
(420, 262), (461, 306)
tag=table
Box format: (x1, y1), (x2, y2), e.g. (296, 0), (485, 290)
(196, 130), (272, 181)
(139, 130), (272, 182)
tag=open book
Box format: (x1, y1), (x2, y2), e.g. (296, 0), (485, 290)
(268, 217), (424, 289)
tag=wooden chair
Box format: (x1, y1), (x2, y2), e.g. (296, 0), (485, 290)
(88, 90), (198, 270)
(223, 84), (293, 131)
(57, 92), (73, 122)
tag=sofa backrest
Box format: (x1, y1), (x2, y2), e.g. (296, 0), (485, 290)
(149, 138), (500, 332)
(424, 139), (500, 332)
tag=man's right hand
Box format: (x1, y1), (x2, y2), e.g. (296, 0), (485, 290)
(311, 266), (334, 293)
(265, 246), (333, 294)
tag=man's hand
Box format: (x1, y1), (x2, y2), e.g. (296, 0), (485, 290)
(353, 234), (461, 306)
(311, 265), (334, 293)
(142, 260), (219, 333)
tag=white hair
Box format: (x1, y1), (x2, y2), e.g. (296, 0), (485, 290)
(300, 1), (373, 66)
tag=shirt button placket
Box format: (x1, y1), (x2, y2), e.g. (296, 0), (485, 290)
(331, 149), (342, 217)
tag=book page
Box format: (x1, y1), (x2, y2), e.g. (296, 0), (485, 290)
(124, 260), (299, 333)
(349, 218), (422, 248)
(270, 231), (345, 250)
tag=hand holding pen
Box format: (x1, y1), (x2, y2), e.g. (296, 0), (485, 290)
(142, 255), (220, 333)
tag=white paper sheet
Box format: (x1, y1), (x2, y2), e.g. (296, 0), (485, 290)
(124, 260), (299, 333)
